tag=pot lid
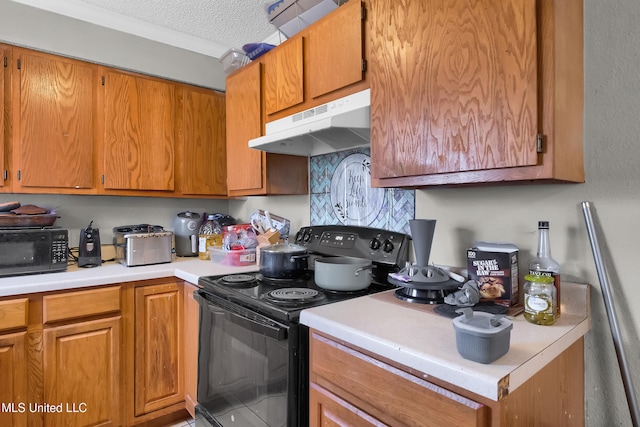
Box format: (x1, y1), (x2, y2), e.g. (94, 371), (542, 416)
(262, 243), (307, 253)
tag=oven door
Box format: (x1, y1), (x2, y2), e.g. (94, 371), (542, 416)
(195, 290), (303, 427)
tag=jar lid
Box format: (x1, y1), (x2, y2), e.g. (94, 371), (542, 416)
(524, 274), (554, 283)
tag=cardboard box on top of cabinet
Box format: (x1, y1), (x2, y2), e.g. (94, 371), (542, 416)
(467, 243), (519, 307)
(265, 0), (339, 38)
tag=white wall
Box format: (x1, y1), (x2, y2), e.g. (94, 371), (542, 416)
(1, 0), (639, 425)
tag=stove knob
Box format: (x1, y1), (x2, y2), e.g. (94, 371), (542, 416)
(369, 238), (381, 250)
(295, 230), (304, 243)
(303, 231), (312, 243)
(383, 240), (394, 253)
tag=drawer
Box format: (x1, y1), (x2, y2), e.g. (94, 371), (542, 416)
(43, 286), (121, 324)
(0, 298), (29, 332)
(310, 332), (488, 427)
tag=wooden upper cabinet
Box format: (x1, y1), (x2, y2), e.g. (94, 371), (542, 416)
(12, 48), (97, 191)
(102, 69), (175, 191)
(177, 85), (227, 196)
(308, 0), (365, 99)
(264, 37), (304, 115)
(370, 0), (537, 179)
(226, 63), (264, 194)
(368, 0), (584, 187)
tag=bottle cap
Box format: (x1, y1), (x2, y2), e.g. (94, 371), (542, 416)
(538, 221), (549, 228)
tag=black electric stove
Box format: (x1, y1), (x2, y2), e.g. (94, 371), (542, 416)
(195, 225), (411, 427)
(198, 271), (393, 323)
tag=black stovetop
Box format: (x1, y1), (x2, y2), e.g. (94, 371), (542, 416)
(198, 271), (394, 323)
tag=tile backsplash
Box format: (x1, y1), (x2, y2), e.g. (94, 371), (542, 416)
(310, 148), (415, 233)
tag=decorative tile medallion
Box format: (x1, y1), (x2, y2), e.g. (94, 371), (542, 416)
(310, 148), (415, 234)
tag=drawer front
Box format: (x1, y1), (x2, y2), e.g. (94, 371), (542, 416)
(0, 298), (28, 332)
(310, 332), (487, 427)
(43, 286), (121, 323)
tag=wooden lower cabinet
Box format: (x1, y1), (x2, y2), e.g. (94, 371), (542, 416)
(0, 330), (28, 427)
(0, 279), (196, 427)
(309, 330), (584, 427)
(43, 317), (121, 427)
(183, 282), (199, 419)
(133, 282), (184, 416)
(310, 331), (486, 427)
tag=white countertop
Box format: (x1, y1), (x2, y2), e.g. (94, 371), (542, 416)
(0, 257), (257, 297)
(300, 282), (591, 401)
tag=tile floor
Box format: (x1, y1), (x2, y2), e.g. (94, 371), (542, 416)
(164, 417), (196, 427)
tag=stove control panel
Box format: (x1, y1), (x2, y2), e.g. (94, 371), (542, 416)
(295, 225), (410, 266)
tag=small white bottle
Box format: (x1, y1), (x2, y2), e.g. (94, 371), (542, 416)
(529, 221), (561, 316)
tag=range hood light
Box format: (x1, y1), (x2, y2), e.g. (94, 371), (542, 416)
(249, 89), (370, 157)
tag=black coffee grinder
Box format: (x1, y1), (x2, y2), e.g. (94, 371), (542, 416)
(78, 220), (102, 267)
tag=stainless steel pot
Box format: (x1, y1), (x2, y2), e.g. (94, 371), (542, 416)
(314, 257), (374, 291)
(259, 243), (308, 279)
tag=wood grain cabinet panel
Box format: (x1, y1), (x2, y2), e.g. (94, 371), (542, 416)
(134, 282), (183, 416)
(43, 316), (121, 427)
(226, 63), (264, 194)
(0, 297), (28, 332)
(368, 0), (583, 187)
(12, 48), (97, 191)
(183, 282), (199, 418)
(102, 69), (175, 192)
(310, 332), (487, 427)
(42, 286), (121, 324)
(176, 85), (227, 196)
(0, 331), (28, 427)
(308, 0), (365, 99)
(264, 37), (304, 115)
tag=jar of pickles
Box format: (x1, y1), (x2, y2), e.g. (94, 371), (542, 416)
(523, 274), (557, 325)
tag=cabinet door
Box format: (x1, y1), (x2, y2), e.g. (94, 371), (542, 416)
(369, 0), (538, 179)
(310, 383), (387, 427)
(183, 282), (199, 418)
(134, 283), (183, 415)
(310, 332), (486, 427)
(0, 331), (28, 427)
(43, 316), (121, 427)
(264, 37), (304, 115)
(103, 70), (175, 191)
(226, 63), (264, 194)
(308, 0), (365, 99)
(14, 48), (96, 190)
(177, 86), (227, 196)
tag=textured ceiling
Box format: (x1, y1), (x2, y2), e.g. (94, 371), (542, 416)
(12, 0), (281, 58)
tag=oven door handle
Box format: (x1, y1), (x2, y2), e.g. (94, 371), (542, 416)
(197, 291), (288, 341)
(224, 308), (288, 341)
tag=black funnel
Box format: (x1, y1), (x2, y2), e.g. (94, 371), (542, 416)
(410, 219), (436, 267)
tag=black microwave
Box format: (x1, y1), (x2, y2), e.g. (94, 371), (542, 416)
(0, 228), (68, 277)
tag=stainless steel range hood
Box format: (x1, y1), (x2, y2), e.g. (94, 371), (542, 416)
(249, 89), (370, 157)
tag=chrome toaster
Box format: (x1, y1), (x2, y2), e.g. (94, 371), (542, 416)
(113, 224), (173, 267)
